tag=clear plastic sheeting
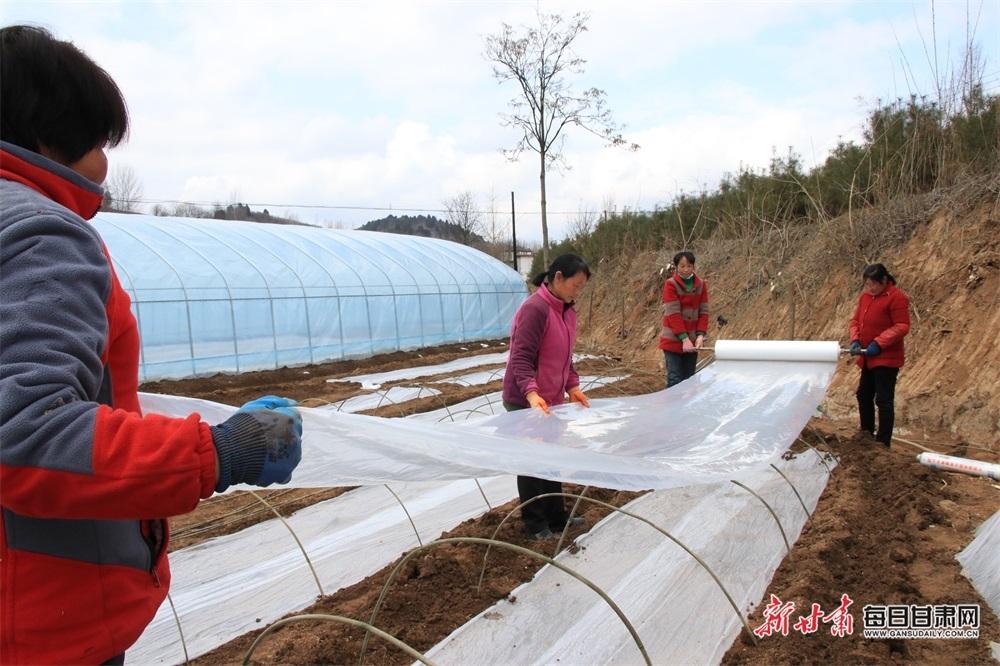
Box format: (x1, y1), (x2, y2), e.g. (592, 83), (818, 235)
(129, 375), (630, 662)
(126, 352), (829, 663)
(92, 213), (526, 381)
(407, 377), (627, 423)
(426, 454), (833, 665)
(957, 509), (1000, 620)
(326, 352), (607, 389)
(138, 341), (837, 490)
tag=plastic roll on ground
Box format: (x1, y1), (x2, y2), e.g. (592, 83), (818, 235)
(714, 340), (840, 363)
(918, 452), (1000, 481)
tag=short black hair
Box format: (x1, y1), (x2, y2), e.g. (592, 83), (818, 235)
(1, 25), (129, 163)
(673, 250), (696, 267)
(531, 253), (592, 287)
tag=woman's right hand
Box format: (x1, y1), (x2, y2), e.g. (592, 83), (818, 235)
(525, 391), (550, 414)
(682, 337), (696, 353)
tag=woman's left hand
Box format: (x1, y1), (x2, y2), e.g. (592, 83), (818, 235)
(568, 387), (590, 408)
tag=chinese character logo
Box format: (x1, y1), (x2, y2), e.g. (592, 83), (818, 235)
(753, 595), (796, 638)
(753, 594), (855, 638)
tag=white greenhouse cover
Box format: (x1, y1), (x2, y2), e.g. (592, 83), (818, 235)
(139, 341), (838, 490)
(128, 477), (518, 663)
(93, 213), (526, 381)
(957, 509), (1000, 620)
(427, 454), (832, 665)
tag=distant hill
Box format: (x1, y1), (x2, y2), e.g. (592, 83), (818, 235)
(359, 214), (484, 245)
(213, 203), (309, 226)
(151, 201), (312, 226)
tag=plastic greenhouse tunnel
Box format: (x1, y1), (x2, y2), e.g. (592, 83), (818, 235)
(93, 213), (527, 381)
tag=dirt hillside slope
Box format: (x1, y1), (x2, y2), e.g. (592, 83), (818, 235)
(578, 174), (999, 444)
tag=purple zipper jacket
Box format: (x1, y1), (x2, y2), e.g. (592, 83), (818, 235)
(502, 284), (580, 407)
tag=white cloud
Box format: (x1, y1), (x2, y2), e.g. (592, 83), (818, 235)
(4, 0), (997, 243)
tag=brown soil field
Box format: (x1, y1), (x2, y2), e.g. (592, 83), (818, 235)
(146, 342), (998, 664)
(724, 424), (1000, 665)
(179, 421), (1000, 665)
(145, 178), (998, 664)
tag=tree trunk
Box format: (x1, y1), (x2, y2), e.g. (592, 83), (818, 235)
(539, 150), (549, 268)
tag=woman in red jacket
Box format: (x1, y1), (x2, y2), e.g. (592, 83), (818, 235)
(1, 26), (302, 664)
(848, 263), (911, 446)
(659, 251), (709, 387)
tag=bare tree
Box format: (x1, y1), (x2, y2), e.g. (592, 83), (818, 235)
(484, 185), (508, 246)
(171, 202), (211, 218)
(485, 11), (638, 266)
(568, 206), (597, 242)
(475, 186), (511, 262)
(102, 165), (144, 213)
(443, 191), (484, 246)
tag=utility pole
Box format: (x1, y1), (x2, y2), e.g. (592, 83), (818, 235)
(510, 191), (518, 273)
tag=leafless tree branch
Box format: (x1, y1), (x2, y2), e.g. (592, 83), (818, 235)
(485, 11), (638, 266)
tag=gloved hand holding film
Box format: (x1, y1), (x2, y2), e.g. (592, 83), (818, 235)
(210, 395), (303, 493)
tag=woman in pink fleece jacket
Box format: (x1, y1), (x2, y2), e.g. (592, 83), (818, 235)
(502, 253), (591, 539)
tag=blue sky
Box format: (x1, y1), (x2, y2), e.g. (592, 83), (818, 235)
(3, 1), (998, 241)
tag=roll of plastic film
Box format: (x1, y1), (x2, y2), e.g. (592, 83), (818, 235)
(918, 452), (1000, 481)
(714, 340), (840, 363)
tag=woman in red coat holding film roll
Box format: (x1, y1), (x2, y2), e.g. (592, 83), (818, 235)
(848, 263), (911, 446)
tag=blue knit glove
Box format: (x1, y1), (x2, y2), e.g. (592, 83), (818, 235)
(865, 341), (881, 356)
(849, 340), (862, 355)
(211, 395), (303, 493)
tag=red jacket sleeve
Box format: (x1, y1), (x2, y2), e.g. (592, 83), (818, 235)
(0, 207), (217, 520)
(696, 281), (709, 335)
(849, 295), (863, 342)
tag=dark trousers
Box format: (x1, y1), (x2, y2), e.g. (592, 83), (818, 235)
(664, 350), (698, 388)
(516, 476), (568, 534)
(857, 366), (899, 445)
(503, 400), (568, 534)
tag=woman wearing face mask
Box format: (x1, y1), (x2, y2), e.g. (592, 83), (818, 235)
(502, 253), (591, 539)
(848, 263), (911, 446)
(0, 25), (303, 664)
(659, 251), (709, 387)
